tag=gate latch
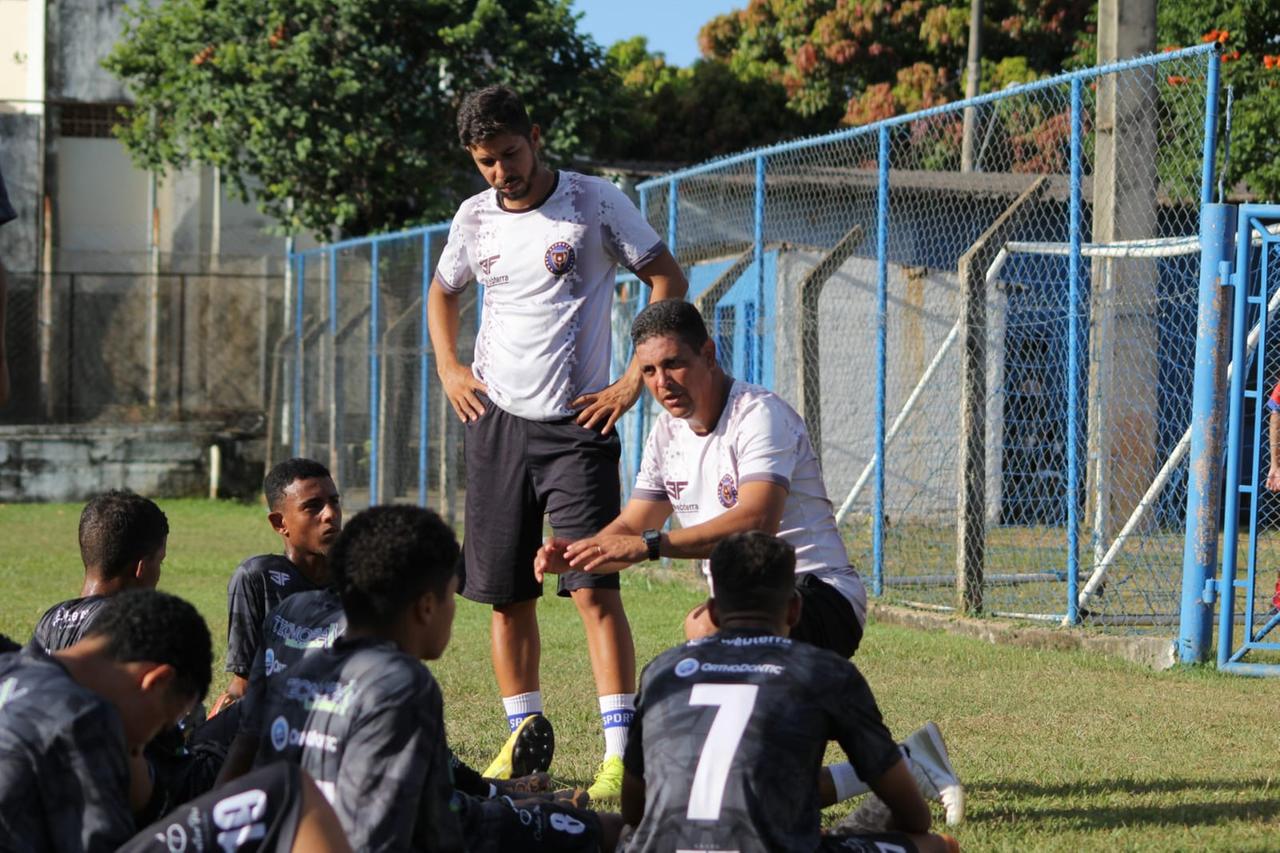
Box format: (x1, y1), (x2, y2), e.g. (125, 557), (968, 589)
(1202, 578), (1218, 605)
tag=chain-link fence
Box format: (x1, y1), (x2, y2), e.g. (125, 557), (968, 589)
(4, 270), (283, 425)
(632, 44), (1219, 628)
(288, 45), (1220, 631)
(283, 226), (652, 519)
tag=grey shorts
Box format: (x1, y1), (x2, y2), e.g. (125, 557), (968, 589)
(461, 396), (622, 605)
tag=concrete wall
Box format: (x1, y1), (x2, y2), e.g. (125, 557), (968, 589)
(0, 423), (211, 501)
(0, 0), (31, 101)
(57, 137), (148, 256)
(0, 112), (40, 272)
(0, 423), (265, 501)
(48, 0), (129, 101)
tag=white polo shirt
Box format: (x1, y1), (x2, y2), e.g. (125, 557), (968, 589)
(435, 170), (663, 421)
(633, 380), (867, 624)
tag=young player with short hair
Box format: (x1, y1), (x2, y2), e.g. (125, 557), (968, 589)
(217, 458), (342, 710)
(250, 504), (619, 852)
(539, 299), (963, 823)
(620, 532), (958, 853)
(428, 84), (689, 799)
(0, 590), (210, 849)
(32, 489), (169, 652)
(216, 583), (555, 801)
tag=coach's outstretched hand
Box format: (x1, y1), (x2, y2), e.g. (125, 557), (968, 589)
(533, 538), (572, 582)
(535, 535), (647, 583)
(572, 368), (643, 435)
(440, 361), (489, 423)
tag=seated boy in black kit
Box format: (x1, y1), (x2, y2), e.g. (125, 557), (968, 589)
(0, 589), (350, 853)
(247, 504), (619, 851)
(217, 458), (342, 712)
(32, 489), (169, 652)
(620, 532), (959, 853)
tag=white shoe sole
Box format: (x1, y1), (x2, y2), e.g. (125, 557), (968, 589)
(904, 721), (965, 825)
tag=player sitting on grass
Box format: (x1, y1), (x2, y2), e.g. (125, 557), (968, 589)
(248, 504), (618, 851)
(32, 489), (168, 652)
(216, 458), (342, 712)
(619, 532), (958, 853)
(0, 588), (351, 853)
(215, 582), (556, 800)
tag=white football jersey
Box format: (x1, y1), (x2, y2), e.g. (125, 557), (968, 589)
(435, 171), (663, 421)
(633, 380), (867, 624)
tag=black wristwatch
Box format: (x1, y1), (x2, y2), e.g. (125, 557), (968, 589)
(642, 529), (662, 562)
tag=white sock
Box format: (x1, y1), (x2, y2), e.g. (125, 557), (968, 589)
(829, 745), (913, 802)
(829, 762), (870, 801)
(502, 691), (543, 732)
(599, 693), (635, 759)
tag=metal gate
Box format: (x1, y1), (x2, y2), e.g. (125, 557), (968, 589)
(1218, 205), (1280, 675)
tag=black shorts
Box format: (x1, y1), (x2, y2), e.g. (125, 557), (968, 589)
(120, 763), (303, 853)
(465, 795), (602, 853)
(790, 572), (864, 659)
(462, 396), (622, 605)
(820, 831), (920, 852)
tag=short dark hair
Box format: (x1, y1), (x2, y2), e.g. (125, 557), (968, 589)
(457, 85), (534, 148)
(329, 505), (460, 629)
(631, 299), (709, 352)
(709, 532), (796, 617)
(264, 458), (332, 511)
(84, 590), (212, 702)
(78, 490), (169, 580)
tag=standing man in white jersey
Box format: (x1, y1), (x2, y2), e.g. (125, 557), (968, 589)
(428, 85), (688, 800)
(536, 300), (965, 824)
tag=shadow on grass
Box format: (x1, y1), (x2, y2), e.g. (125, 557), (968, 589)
(971, 777), (1280, 828)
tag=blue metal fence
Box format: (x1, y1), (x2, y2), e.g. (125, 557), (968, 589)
(285, 44), (1221, 632)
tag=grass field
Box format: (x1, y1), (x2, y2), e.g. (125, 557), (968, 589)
(3, 499), (1280, 851)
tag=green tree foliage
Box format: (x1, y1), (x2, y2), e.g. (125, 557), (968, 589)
(1073, 0), (1280, 200)
(597, 37), (830, 162)
(104, 0), (616, 237)
(696, 0), (1089, 124)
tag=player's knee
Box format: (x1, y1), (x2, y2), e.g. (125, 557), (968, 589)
(570, 587), (622, 616)
(683, 603), (714, 640)
(493, 598), (538, 623)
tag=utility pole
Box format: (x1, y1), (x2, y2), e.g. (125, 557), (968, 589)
(960, 0), (983, 172)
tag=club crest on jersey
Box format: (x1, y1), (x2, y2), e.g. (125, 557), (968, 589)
(674, 657), (699, 678)
(544, 241), (576, 276)
(717, 474), (738, 508)
(478, 254), (500, 275)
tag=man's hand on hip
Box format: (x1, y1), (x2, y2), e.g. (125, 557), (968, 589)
(439, 361), (488, 423)
(572, 371), (642, 435)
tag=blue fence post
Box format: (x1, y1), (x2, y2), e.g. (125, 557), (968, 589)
(873, 126), (889, 597)
(419, 233), (432, 508)
(328, 250), (339, 482)
(754, 156), (766, 383)
(1218, 211), (1257, 668)
(1200, 50), (1221, 208)
(1065, 77), (1083, 624)
(1181, 204), (1236, 663)
(369, 243), (380, 505)
(292, 253), (304, 454)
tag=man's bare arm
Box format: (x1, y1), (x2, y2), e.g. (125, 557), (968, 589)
(545, 482), (787, 574)
(574, 248), (689, 434)
(427, 277), (488, 422)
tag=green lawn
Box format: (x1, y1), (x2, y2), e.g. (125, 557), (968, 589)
(3, 500), (1280, 851)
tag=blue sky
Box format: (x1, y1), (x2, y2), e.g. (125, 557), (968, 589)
(571, 1), (742, 67)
